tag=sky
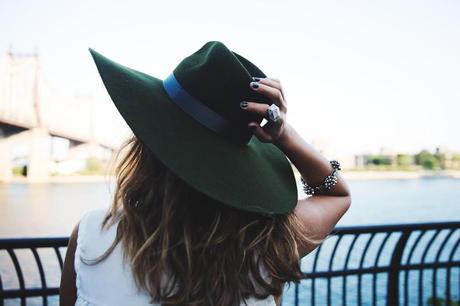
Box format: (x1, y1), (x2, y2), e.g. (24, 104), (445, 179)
(1, 0), (459, 156)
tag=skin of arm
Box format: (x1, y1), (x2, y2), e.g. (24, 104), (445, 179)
(275, 123), (352, 258)
(243, 77), (352, 306)
(59, 222), (79, 306)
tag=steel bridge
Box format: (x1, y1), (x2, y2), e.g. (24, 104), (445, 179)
(0, 50), (121, 182)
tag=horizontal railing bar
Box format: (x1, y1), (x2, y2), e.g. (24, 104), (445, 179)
(399, 261), (460, 270)
(2, 287), (59, 298)
(300, 260), (460, 278)
(1, 221), (459, 248)
(0, 237), (69, 249)
(331, 221), (460, 234)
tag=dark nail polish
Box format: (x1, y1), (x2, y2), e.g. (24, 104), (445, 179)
(250, 82), (259, 89)
(252, 77), (261, 82)
(240, 101), (248, 108)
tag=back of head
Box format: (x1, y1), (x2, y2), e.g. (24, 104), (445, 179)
(91, 135), (315, 306)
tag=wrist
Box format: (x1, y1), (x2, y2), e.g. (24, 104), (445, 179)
(274, 123), (295, 150)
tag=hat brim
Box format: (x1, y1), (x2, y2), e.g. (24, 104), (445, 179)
(89, 48), (298, 215)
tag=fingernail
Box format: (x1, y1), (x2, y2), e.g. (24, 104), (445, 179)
(240, 101), (248, 109)
(250, 82), (259, 89)
(252, 77), (261, 82)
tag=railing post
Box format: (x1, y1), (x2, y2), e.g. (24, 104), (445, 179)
(387, 230), (410, 306)
(294, 282), (299, 306)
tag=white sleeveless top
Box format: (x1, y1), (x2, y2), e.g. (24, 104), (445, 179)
(74, 208), (276, 306)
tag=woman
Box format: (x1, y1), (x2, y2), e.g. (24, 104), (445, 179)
(60, 41), (351, 306)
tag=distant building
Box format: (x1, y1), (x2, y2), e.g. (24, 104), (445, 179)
(435, 146), (458, 169)
(354, 154), (368, 168)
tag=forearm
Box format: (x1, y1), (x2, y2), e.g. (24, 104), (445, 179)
(274, 123), (350, 197)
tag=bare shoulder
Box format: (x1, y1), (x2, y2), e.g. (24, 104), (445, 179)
(59, 221), (80, 306)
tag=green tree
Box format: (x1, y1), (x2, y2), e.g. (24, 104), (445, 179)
(367, 155), (392, 166)
(415, 150), (440, 170)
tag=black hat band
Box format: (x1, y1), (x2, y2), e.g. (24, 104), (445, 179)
(162, 73), (245, 145)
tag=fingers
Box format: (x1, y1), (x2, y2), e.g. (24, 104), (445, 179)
(248, 122), (275, 143)
(243, 76), (287, 144)
(240, 100), (269, 117)
(253, 77), (285, 99)
(240, 100), (284, 128)
(249, 81), (287, 112)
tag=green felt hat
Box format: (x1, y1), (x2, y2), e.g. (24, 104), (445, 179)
(89, 41), (297, 216)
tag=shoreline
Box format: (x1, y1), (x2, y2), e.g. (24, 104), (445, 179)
(294, 169), (460, 180)
(2, 170), (460, 184)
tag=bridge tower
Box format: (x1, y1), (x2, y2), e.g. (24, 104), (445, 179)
(0, 49), (51, 182)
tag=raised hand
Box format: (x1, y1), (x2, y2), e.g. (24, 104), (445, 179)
(240, 77), (289, 144)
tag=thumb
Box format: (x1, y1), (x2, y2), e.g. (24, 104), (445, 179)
(248, 123), (273, 143)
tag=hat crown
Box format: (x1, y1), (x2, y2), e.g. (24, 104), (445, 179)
(171, 41), (271, 145)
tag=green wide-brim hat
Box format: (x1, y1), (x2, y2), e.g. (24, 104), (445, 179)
(89, 41), (298, 216)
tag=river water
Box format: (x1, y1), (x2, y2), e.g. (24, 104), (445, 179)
(1, 178), (459, 305)
(1, 177), (460, 238)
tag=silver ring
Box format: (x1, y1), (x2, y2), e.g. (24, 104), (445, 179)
(266, 104), (281, 122)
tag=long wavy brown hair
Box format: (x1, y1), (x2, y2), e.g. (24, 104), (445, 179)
(82, 135), (324, 306)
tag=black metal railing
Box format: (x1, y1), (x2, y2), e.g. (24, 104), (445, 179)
(1, 222), (459, 306)
(0, 237), (68, 306)
(282, 221), (460, 306)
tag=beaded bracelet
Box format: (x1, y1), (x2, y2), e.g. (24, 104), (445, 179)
(300, 160), (341, 195)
